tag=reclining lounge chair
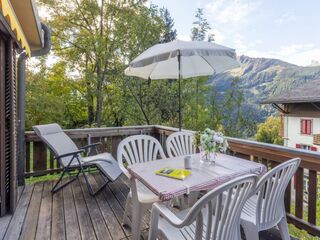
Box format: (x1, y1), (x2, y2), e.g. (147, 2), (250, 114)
(33, 123), (122, 196)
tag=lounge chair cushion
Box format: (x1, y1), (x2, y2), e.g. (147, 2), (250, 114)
(33, 124), (79, 166)
(82, 153), (122, 181)
(33, 123), (122, 181)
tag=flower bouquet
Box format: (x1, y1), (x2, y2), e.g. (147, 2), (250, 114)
(193, 128), (228, 165)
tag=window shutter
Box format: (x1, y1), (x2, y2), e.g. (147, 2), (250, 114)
(0, 39), (18, 216)
(301, 120), (305, 134)
(311, 146), (317, 151)
(0, 37), (5, 216)
(308, 120), (312, 134)
(296, 144), (301, 148)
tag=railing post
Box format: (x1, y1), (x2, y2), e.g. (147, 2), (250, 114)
(308, 170), (317, 225)
(33, 141), (47, 176)
(87, 133), (92, 155)
(295, 167), (304, 219)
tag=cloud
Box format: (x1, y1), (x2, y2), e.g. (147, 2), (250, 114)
(242, 43), (320, 66)
(275, 12), (297, 25)
(210, 29), (225, 44)
(177, 34), (191, 41)
(205, 0), (261, 24)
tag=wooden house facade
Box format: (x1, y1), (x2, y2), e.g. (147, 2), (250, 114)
(0, 0), (44, 216)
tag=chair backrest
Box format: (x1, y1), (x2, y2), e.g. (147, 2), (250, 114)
(117, 135), (166, 176)
(33, 123), (80, 167)
(180, 174), (257, 240)
(255, 158), (301, 229)
(166, 132), (196, 158)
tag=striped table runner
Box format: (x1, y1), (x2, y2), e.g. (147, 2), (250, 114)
(128, 153), (267, 201)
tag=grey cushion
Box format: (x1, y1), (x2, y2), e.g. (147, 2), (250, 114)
(33, 123), (122, 181)
(82, 153), (122, 181)
(33, 124), (79, 166)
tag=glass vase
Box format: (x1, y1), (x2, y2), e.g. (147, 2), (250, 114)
(200, 151), (216, 165)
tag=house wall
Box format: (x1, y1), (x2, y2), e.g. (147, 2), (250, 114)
(284, 116), (320, 151)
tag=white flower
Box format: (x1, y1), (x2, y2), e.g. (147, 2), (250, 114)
(199, 128), (228, 153)
(214, 135), (224, 144)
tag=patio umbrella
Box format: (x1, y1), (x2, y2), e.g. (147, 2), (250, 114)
(125, 40), (239, 130)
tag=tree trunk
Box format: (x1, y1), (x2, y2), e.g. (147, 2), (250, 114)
(88, 95), (94, 125)
(95, 72), (103, 126)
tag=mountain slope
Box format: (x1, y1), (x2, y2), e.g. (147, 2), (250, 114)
(209, 55), (320, 121)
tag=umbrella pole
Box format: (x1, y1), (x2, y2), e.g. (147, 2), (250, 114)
(178, 50), (182, 131)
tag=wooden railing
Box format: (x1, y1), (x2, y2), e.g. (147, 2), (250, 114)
(24, 125), (320, 237)
(24, 125), (157, 177)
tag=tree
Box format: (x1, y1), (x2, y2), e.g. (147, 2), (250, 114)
(39, 0), (166, 126)
(26, 58), (87, 130)
(188, 8), (213, 129)
(191, 8), (211, 41)
(256, 116), (284, 145)
(160, 8), (177, 43)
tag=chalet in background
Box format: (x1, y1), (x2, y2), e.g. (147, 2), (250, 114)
(264, 79), (320, 152)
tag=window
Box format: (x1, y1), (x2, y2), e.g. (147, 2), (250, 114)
(300, 119), (312, 135)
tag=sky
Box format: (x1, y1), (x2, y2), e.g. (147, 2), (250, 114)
(149, 0), (320, 66)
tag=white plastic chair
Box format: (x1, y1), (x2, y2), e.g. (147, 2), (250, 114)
(166, 132), (196, 158)
(148, 174), (257, 240)
(166, 132), (198, 208)
(117, 135), (166, 240)
(241, 158), (301, 240)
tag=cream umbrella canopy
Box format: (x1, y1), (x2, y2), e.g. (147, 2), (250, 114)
(125, 40), (239, 130)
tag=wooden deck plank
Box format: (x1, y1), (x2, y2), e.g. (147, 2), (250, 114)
(87, 174), (126, 240)
(3, 184), (34, 240)
(0, 174), (296, 240)
(0, 215), (12, 240)
(94, 174), (132, 237)
(108, 181), (128, 209)
(51, 181), (66, 240)
(20, 183), (43, 240)
(20, 183), (44, 240)
(78, 175), (112, 240)
(72, 178), (96, 240)
(109, 177), (151, 229)
(62, 179), (81, 240)
(35, 181), (52, 240)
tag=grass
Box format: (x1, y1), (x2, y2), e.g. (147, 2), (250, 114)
(25, 173), (60, 185)
(289, 224), (319, 240)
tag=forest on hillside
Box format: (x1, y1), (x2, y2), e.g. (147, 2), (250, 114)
(26, 0), (258, 138)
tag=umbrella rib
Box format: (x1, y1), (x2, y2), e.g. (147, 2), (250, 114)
(200, 56), (217, 76)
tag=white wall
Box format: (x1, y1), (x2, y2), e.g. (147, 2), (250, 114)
(284, 116), (320, 151)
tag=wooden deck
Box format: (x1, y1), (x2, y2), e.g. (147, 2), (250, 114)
(0, 173), (298, 240)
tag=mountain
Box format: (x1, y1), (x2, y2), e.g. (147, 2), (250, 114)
(209, 55), (320, 121)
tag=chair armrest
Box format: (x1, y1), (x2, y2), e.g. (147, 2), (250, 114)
(152, 203), (183, 227)
(54, 149), (84, 160)
(80, 142), (102, 151)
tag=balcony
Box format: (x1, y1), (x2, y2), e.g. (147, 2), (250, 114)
(1, 125), (320, 239)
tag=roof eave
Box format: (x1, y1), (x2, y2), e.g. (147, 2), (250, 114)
(262, 99), (320, 104)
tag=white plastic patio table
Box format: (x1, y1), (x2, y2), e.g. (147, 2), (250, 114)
(127, 153), (267, 240)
